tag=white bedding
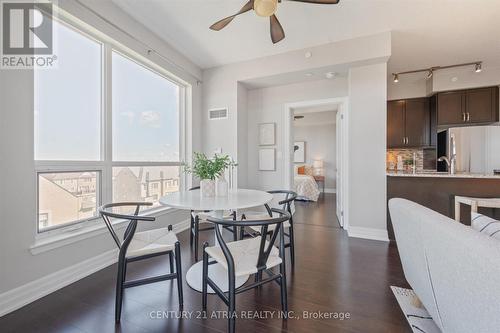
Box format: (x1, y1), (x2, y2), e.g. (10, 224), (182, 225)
(294, 174), (320, 201)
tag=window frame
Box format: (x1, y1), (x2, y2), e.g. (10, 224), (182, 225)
(35, 14), (187, 236)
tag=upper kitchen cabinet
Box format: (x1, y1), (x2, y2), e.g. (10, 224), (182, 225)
(405, 98), (431, 147)
(437, 90), (465, 125)
(387, 100), (405, 148)
(387, 98), (430, 148)
(466, 87), (499, 123)
(437, 86), (499, 126)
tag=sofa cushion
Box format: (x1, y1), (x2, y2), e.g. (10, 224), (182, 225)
(390, 198), (500, 333)
(471, 212), (500, 241)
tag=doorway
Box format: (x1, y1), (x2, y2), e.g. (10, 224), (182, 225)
(283, 97), (349, 230)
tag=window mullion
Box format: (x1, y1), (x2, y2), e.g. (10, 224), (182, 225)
(111, 161), (181, 167)
(102, 42), (113, 206)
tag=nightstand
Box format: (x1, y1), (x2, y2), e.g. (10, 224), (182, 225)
(313, 175), (325, 194)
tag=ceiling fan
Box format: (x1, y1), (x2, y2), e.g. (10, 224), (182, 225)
(209, 0), (340, 44)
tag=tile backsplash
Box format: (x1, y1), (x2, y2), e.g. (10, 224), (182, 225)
(387, 149), (426, 171)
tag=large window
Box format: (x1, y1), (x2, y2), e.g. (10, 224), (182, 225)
(35, 20), (102, 161)
(35, 18), (184, 233)
(112, 51), (180, 162)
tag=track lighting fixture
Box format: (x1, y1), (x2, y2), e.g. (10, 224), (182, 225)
(392, 61), (483, 83)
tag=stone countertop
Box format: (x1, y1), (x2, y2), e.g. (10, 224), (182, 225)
(387, 170), (500, 179)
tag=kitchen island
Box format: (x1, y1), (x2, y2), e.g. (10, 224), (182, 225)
(387, 171), (500, 240)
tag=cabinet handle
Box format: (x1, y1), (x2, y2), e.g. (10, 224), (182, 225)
(406, 137), (409, 145)
(403, 137), (406, 144)
(466, 112), (470, 122)
(462, 112), (466, 122)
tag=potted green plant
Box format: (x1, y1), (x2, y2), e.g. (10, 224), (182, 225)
(183, 153), (236, 197)
(404, 158), (414, 171)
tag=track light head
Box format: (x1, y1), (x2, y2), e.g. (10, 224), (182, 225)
(393, 73), (399, 83)
(475, 63), (482, 73)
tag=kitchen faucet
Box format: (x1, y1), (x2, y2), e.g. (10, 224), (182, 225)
(438, 133), (457, 175)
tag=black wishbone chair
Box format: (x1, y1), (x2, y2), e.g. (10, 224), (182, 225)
(241, 190), (298, 266)
(189, 186), (239, 261)
(202, 208), (291, 333)
(99, 202), (183, 323)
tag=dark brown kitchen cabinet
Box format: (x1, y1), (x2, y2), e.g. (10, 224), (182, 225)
(437, 90), (465, 125)
(387, 100), (405, 148)
(405, 99), (430, 147)
(387, 98), (430, 148)
(437, 86), (499, 126)
(466, 87), (499, 123)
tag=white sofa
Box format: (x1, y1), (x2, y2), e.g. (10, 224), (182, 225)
(389, 198), (500, 333)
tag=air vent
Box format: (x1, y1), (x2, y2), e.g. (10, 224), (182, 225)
(208, 108), (228, 120)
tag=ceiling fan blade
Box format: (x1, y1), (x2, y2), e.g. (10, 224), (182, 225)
(270, 14), (285, 44)
(210, 0), (254, 31)
(286, 0), (340, 4)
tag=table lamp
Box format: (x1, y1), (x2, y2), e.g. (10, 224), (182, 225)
(313, 159), (324, 176)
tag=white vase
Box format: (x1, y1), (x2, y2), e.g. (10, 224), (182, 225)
(200, 179), (216, 197)
(216, 173), (228, 197)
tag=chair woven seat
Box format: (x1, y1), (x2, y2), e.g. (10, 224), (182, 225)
(127, 227), (178, 258)
(243, 211), (291, 232)
(205, 236), (282, 277)
(191, 211), (234, 222)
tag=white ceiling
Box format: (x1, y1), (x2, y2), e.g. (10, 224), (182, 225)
(112, 0), (500, 73)
(242, 67), (347, 89)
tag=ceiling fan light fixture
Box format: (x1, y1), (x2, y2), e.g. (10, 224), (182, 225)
(254, 0), (278, 17)
(393, 73), (399, 83)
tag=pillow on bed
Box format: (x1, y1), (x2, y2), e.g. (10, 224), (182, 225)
(304, 166), (314, 176)
(297, 166), (306, 174)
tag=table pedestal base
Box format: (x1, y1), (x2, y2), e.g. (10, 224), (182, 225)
(186, 261), (249, 293)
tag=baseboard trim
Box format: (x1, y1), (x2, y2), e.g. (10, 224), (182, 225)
(0, 219), (190, 317)
(324, 188), (336, 194)
(348, 226), (389, 242)
(0, 249), (118, 318)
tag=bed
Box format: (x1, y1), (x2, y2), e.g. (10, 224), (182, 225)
(294, 174), (320, 202)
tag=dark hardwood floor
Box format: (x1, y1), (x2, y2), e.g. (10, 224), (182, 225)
(0, 193), (411, 333)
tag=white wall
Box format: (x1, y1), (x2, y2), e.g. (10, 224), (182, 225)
(236, 83), (248, 188)
(201, 32), (390, 239)
(246, 79), (347, 190)
(387, 75), (428, 100)
(201, 32), (392, 160)
(0, 0), (202, 298)
(294, 123), (337, 190)
(347, 63), (388, 240)
(432, 65), (500, 92)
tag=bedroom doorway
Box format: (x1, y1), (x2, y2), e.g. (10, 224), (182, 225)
(284, 97), (349, 230)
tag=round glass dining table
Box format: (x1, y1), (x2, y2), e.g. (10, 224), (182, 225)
(159, 188), (273, 293)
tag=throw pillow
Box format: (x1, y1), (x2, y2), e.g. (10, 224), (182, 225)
(471, 212), (500, 241)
